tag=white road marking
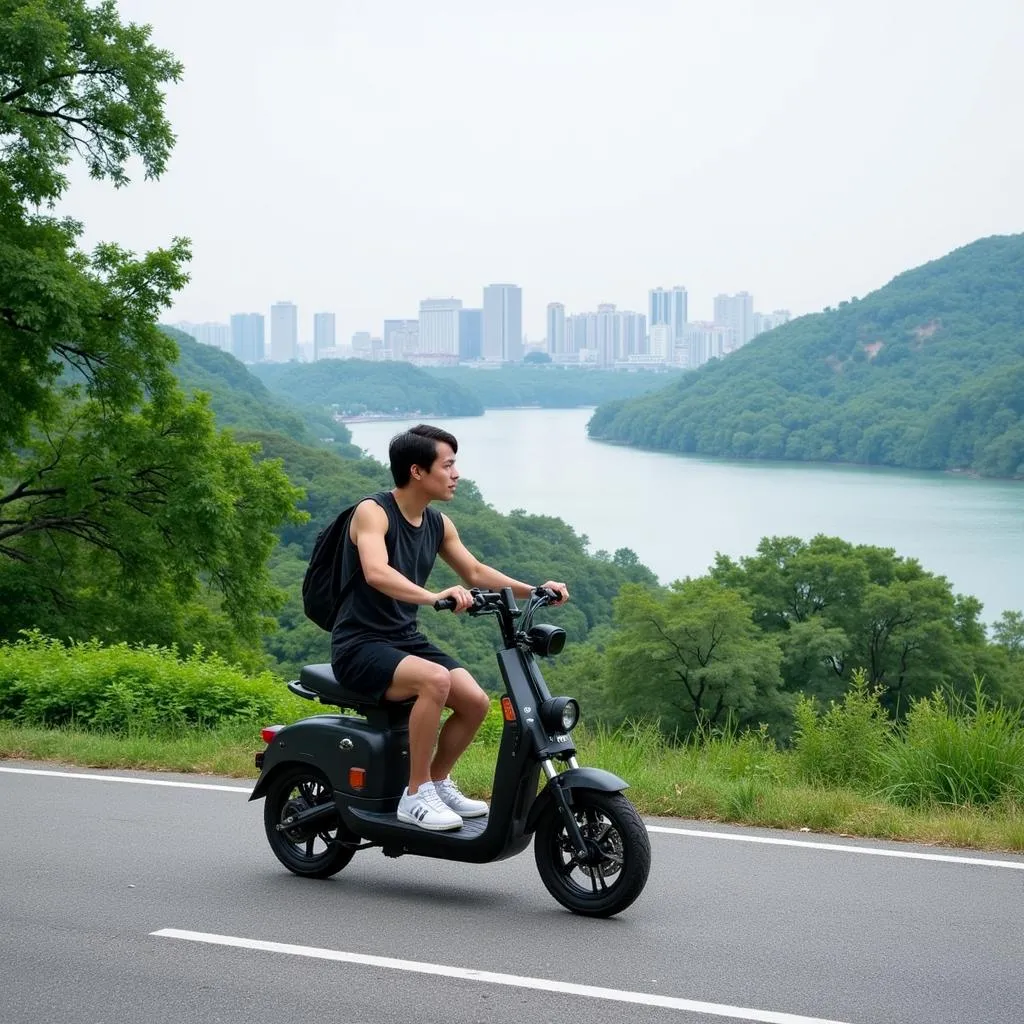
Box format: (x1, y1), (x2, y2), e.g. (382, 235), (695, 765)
(646, 825), (1024, 870)
(4, 764), (1023, 870)
(0, 765), (247, 793)
(152, 928), (854, 1024)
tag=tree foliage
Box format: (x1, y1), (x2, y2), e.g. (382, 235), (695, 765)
(588, 235), (1024, 478)
(252, 359), (485, 418)
(0, 1), (301, 652)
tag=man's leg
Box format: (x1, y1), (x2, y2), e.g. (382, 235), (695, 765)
(385, 655), (452, 794)
(431, 668), (490, 782)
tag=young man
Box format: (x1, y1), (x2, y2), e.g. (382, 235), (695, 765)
(331, 423), (569, 832)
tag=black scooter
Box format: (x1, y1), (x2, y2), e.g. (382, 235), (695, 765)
(250, 587), (651, 917)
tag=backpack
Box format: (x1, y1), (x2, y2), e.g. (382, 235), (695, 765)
(301, 501), (360, 631)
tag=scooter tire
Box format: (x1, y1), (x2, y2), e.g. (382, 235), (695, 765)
(264, 764), (356, 879)
(534, 789), (651, 918)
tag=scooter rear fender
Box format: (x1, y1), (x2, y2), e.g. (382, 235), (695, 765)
(250, 714), (405, 802)
(524, 766), (628, 834)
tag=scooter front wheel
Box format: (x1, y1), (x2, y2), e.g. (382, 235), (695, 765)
(264, 765), (355, 879)
(534, 789), (651, 917)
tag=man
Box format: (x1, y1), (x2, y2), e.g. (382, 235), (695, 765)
(331, 423), (569, 832)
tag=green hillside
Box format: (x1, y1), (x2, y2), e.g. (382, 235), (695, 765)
(588, 234), (1024, 478)
(163, 327), (359, 455)
(423, 364), (680, 408)
(251, 358), (484, 417)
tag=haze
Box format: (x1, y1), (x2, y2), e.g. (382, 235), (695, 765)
(68, 0), (1024, 343)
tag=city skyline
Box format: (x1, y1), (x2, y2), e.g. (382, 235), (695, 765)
(175, 277), (790, 371)
(67, 2), (1024, 350)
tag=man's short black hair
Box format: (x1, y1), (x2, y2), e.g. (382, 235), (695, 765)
(389, 423), (459, 487)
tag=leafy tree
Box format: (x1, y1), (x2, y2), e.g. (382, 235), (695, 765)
(579, 578), (787, 739)
(711, 535), (996, 716)
(0, 0), (302, 648)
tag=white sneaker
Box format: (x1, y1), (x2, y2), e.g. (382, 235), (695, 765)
(397, 782), (463, 831)
(435, 777), (488, 818)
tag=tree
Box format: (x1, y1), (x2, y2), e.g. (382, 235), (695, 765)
(0, 1), (302, 647)
(597, 578), (787, 739)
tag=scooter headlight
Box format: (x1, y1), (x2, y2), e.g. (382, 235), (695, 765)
(527, 623), (566, 657)
(540, 696), (580, 734)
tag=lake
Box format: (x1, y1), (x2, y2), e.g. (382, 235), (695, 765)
(347, 408), (1024, 622)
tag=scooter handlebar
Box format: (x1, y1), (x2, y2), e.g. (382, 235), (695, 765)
(433, 596), (458, 611)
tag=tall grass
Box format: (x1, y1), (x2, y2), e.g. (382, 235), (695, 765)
(878, 681), (1024, 808)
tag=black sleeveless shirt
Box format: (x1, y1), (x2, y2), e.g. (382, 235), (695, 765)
(330, 490), (446, 652)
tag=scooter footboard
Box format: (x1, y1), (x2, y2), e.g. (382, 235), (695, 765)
(524, 767), (628, 834)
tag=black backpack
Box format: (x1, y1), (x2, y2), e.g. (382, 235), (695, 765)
(301, 501), (360, 631)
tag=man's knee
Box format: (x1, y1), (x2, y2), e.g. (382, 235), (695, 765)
(418, 664), (452, 705)
(451, 673), (490, 722)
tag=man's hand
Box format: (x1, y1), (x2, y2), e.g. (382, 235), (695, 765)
(433, 585), (475, 613)
(539, 580), (569, 604)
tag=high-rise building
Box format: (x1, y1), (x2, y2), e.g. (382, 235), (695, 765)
(546, 302), (566, 355)
(351, 331), (373, 355)
(752, 309), (791, 338)
(229, 313), (265, 363)
(713, 292), (755, 351)
(482, 284), (523, 362)
(270, 301), (298, 361)
(383, 319), (419, 358)
(458, 308), (483, 361)
(418, 298), (462, 355)
(174, 321), (231, 352)
(649, 286), (688, 346)
(619, 311), (647, 358)
(566, 312), (597, 353)
(684, 321), (728, 368)
(649, 323), (673, 361)
(312, 312), (335, 362)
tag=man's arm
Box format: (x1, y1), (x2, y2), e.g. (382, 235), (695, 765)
(438, 514), (568, 602)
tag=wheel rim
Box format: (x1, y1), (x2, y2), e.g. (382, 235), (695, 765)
(275, 775), (340, 861)
(551, 807), (627, 897)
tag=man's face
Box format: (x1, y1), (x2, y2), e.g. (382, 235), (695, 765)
(414, 441), (459, 500)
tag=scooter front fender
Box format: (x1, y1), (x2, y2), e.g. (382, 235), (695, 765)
(524, 766), (629, 834)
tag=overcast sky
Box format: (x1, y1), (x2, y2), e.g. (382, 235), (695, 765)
(68, 0), (1024, 343)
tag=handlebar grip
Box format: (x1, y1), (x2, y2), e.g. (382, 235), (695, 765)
(433, 597), (458, 611)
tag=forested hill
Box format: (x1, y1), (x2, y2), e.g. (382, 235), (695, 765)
(588, 234), (1024, 479)
(163, 327), (360, 456)
(252, 358), (484, 417)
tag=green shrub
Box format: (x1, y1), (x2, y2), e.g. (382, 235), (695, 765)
(792, 670), (892, 790)
(879, 680), (1024, 808)
(0, 632), (306, 733)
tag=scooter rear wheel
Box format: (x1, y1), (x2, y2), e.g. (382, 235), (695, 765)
(534, 789), (651, 917)
(264, 765), (355, 879)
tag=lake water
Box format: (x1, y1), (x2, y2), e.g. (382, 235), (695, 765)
(348, 408), (1024, 621)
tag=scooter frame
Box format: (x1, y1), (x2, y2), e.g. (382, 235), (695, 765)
(249, 587), (627, 865)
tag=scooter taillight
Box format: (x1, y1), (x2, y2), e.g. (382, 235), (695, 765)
(261, 725), (284, 744)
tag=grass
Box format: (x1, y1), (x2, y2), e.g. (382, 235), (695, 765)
(3, 718), (1023, 854)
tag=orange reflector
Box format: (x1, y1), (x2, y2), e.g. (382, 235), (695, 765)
(348, 767), (366, 790)
(500, 697), (516, 722)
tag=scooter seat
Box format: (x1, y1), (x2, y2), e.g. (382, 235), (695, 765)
(296, 663), (412, 718)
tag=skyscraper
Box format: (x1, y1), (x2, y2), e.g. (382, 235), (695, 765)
(270, 301), (298, 362)
(458, 308), (482, 361)
(546, 302), (566, 355)
(418, 298), (462, 355)
(649, 286), (688, 349)
(229, 313), (265, 363)
(383, 319), (419, 358)
(713, 292), (754, 351)
(312, 312), (335, 362)
(482, 284), (522, 362)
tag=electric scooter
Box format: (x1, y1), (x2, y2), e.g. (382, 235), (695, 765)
(250, 587), (651, 917)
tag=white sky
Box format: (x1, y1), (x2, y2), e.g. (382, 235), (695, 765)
(67, 0), (1024, 343)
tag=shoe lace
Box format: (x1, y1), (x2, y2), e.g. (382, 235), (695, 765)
(420, 784), (453, 814)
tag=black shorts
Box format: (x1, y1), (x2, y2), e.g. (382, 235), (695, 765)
(331, 633), (462, 702)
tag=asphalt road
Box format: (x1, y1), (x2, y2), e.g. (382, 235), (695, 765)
(1, 760), (1022, 1024)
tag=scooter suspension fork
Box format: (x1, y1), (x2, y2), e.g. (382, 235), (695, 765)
(541, 759), (590, 859)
